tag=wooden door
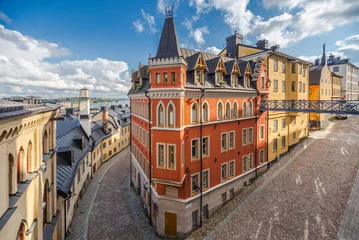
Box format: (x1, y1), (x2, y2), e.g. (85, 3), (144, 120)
(165, 212), (177, 237)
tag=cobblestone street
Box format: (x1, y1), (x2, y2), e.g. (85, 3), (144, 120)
(190, 116), (359, 240)
(69, 147), (158, 240)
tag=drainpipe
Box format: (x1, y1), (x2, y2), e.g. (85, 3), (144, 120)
(145, 90), (152, 226)
(267, 50), (275, 166)
(199, 88), (205, 227)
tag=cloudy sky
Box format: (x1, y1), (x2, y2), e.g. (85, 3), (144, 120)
(0, 0), (358, 98)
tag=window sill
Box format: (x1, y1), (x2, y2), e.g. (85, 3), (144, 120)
(192, 191), (199, 197)
(203, 187), (208, 191)
(221, 179), (227, 183)
(191, 157), (199, 162)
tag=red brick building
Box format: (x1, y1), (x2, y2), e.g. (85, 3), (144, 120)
(128, 15), (268, 238)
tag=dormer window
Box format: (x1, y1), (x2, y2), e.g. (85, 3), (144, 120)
(231, 74), (238, 87)
(245, 74), (250, 88)
(215, 72), (222, 84)
(195, 70), (201, 83)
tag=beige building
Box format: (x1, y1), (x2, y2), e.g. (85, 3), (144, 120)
(228, 39), (311, 162)
(332, 72), (343, 100)
(0, 99), (59, 240)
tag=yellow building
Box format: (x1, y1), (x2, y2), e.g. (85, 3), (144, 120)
(222, 36), (310, 162)
(331, 72), (343, 100)
(309, 61), (333, 128)
(0, 98), (59, 240)
(91, 105), (130, 170)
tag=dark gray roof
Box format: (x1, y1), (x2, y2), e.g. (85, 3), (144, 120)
(186, 52), (200, 71)
(238, 60), (249, 76)
(155, 17), (181, 59)
(56, 115), (91, 196)
(224, 60), (235, 76)
(309, 65), (324, 85)
(206, 57), (220, 74)
(91, 121), (108, 146)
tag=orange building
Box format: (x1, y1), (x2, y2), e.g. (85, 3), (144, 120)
(128, 15), (268, 238)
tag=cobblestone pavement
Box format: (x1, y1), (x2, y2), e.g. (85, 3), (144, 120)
(190, 116), (359, 240)
(69, 147), (158, 240)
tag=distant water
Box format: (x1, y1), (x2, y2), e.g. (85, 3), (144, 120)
(90, 101), (129, 109)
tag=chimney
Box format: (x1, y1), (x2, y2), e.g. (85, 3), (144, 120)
(314, 59), (320, 66)
(256, 39), (269, 49)
(226, 31), (243, 58)
(66, 108), (75, 115)
(101, 106), (109, 134)
(79, 88), (92, 137)
(271, 45), (280, 51)
(321, 43), (326, 66)
(119, 104), (123, 109)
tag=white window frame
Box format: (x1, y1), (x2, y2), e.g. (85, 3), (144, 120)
(167, 101), (176, 128)
(167, 144), (176, 170)
(202, 136), (210, 158)
(191, 101), (199, 124)
(259, 125), (264, 140)
(156, 101), (165, 127)
(202, 168), (210, 190)
(248, 127), (253, 144)
(259, 149), (265, 163)
(156, 142), (166, 169)
(232, 100), (238, 118)
(191, 138), (200, 161)
(248, 153), (253, 169)
(221, 162), (228, 182)
(229, 131), (235, 149)
(242, 155), (247, 172)
(242, 128), (247, 146)
(191, 172), (200, 195)
(273, 120), (278, 131)
(229, 160), (235, 178)
(242, 101), (247, 117)
(217, 100), (224, 120)
(221, 132), (228, 152)
(202, 100), (210, 122)
(225, 100), (231, 119)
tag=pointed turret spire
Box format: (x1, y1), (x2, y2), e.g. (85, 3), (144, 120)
(154, 10), (181, 59)
(321, 43), (326, 66)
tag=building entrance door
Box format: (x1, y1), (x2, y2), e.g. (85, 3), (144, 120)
(165, 212), (177, 237)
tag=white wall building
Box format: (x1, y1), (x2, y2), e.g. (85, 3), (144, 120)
(327, 54), (359, 100)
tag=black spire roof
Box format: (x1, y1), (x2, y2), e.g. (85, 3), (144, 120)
(155, 17), (181, 59)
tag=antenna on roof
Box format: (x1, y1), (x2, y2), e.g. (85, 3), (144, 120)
(165, 5), (174, 18)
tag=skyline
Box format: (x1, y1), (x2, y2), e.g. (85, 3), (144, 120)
(0, 0), (358, 98)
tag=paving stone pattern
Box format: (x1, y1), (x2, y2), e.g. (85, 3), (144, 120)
(190, 116), (359, 240)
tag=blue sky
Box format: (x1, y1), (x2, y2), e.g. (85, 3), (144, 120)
(0, 0), (358, 98)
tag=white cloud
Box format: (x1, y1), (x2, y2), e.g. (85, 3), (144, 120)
(336, 34), (359, 51)
(188, 0), (359, 48)
(0, 11), (11, 24)
(133, 20), (144, 33)
(133, 10), (157, 34)
(141, 9), (157, 33)
(204, 46), (221, 54)
(11, 86), (23, 93)
(157, 0), (166, 14)
(191, 27), (209, 46)
(0, 24), (131, 98)
(262, 0), (309, 10)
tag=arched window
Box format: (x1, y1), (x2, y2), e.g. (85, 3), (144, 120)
(158, 104), (164, 127)
(168, 104), (175, 128)
(191, 102), (198, 123)
(225, 102), (231, 119)
(17, 221), (26, 240)
(233, 101), (238, 118)
(242, 101), (247, 117)
(202, 102), (209, 122)
(27, 141), (32, 173)
(217, 102), (223, 120)
(43, 181), (49, 228)
(248, 101), (253, 116)
(9, 153), (16, 194)
(18, 147), (26, 183)
(43, 130), (49, 154)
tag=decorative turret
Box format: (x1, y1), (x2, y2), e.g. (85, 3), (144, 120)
(154, 7), (181, 59)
